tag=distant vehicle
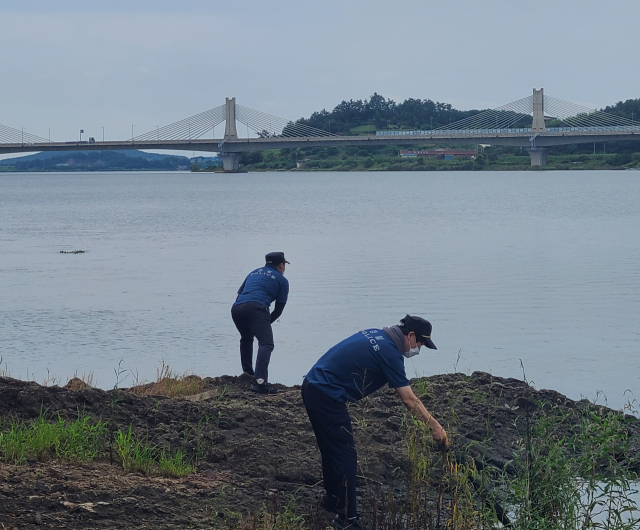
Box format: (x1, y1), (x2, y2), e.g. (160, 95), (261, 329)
(88, 137), (95, 144)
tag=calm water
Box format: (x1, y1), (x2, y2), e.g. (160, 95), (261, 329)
(1, 170), (638, 410)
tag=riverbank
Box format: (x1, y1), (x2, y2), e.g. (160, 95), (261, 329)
(1, 372), (638, 529)
(199, 148), (640, 172)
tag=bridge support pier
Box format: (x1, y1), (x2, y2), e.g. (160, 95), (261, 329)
(527, 147), (548, 167)
(220, 152), (242, 172)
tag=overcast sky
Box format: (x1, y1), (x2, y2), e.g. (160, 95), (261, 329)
(2, 0), (639, 156)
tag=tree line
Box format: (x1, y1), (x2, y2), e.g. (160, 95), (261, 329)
(0, 151), (190, 172)
(289, 93), (640, 135)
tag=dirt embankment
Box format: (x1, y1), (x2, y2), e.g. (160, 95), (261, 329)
(1, 372), (638, 529)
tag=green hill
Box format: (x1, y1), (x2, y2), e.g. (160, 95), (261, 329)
(0, 150), (191, 172)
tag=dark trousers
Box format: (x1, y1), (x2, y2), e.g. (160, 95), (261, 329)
(301, 378), (358, 519)
(231, 301), (274, 382)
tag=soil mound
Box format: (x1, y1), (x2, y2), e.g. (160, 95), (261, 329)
(0, 372), (638, 529)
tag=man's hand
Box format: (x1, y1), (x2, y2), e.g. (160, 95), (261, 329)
(432, 424), (449, 449)
(396, 386), (449, 449)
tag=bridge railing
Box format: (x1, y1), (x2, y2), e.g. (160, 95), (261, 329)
(375, 129), (532, 136)
(546, 125), (640, 133)
(376, 125), (640, 137)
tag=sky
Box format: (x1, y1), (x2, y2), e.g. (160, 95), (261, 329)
(1, 0), (640, 158)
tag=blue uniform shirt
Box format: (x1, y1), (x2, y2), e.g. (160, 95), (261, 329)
(305, 329), (410, 403)
(233, 265), (289, 308)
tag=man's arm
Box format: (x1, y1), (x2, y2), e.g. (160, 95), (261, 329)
(395, 385), (448, 448)
(270, 302), (286, 323)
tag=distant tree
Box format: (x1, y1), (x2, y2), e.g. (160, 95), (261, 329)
(242, 151), (263, 164)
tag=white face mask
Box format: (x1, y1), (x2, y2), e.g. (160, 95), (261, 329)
(403, 335), (421, 358)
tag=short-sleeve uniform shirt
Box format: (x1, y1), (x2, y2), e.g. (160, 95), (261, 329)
(305, 329), (410, 403)
(233, 265), (289, 308)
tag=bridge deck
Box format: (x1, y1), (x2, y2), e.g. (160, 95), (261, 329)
(1, 127), (639, 156)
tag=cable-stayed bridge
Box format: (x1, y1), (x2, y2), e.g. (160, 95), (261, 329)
(1, 90), (639, 170)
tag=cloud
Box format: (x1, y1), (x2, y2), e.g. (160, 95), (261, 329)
(1, 0), (639, 145)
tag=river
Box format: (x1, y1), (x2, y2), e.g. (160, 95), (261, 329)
(0, 170), (638, 411)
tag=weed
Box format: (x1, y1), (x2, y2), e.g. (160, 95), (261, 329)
(502, 400), (640, 530)
(0, 412), (107, 464)
(0, 412), (197, 478)
(115, 426), (155, 474)
(55, 414), (108, 461)
(128, 359), (205, 398)
(472, 390), (488, 404)
(0, 356), (9, 377)
(412, 377), (434, 399)
(352, 417), (368, 431)
(42, 368), (61, 387)
(158, 449), (194, 477)
(251, 495), (307, 530)
(113, 359), (128, 389)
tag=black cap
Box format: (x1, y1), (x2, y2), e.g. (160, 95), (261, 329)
(265, 252), (290, 266)
(400, 314), (437, 350)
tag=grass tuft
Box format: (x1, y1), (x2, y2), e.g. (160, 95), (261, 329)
(0, 413), (108, 464)
(0, 412), (199, 478)
(128, 360), (205, 398)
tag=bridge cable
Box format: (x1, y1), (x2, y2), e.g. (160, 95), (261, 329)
(0, 124), (49, 144)
(131, 104), (226, 142)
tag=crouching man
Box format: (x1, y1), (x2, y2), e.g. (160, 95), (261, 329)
(301, 315), (448, 530)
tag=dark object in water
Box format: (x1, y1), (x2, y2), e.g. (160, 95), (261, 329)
(59, 250), (85, 254)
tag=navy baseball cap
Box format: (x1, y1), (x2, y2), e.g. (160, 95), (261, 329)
(400, 315), (437, 350)
(265, 252), (290, 265)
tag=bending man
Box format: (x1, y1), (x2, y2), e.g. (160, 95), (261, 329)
(231, 252), (289, 394)
(302, 315), (448, 530)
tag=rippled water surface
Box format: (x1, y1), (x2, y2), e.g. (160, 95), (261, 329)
(1, 170), (638, 409)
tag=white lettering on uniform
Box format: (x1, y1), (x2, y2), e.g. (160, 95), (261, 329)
(361, 329), (383, 352)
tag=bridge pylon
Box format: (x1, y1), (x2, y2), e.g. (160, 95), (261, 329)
(219, 97), (243, 171)
(531, 88), (546, 133)
(528, 88), (548, 166)
(223, 98), (238, 140)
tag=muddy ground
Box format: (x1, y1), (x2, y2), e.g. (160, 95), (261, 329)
(1, 372), (638, 529)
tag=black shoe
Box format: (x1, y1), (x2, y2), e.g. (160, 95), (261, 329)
(332, 514), (362, 530)
(242, 367), (255, 376)
(250, 379), (277, 394)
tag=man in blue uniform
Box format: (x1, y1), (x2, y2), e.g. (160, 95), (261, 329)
(231, 252), (290, 394)
(302, 315), (448, 530)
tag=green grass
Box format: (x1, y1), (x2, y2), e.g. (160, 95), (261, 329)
(0, 413), (108, 464)
(0, 413), (197, 478)
(115, 425), (156, 474)
(158, 449), (195, 478)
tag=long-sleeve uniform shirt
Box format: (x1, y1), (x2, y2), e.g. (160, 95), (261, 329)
(233, 265), (289, 309)
(305, 328), (410, 403)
